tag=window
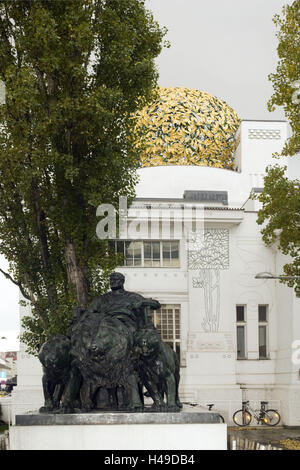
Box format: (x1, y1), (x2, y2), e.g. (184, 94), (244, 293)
(236, 305), (246, 359)
(124, 241), (142, 266)
(109, 240), (180, 267)
(258, 305), (268, 359)
(144, 241), (160, 267)
(152, 304), (181, 362)
(162, 241), (180, 267)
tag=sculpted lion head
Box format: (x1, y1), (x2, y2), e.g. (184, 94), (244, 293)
(134, 327), (162, 357)
(38, 334), (71, 371)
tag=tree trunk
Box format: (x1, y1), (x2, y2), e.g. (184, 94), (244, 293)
(32, 184), (58, 311)
(64, 241), (89, 309)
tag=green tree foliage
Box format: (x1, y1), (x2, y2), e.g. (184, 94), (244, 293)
(0, 0), (167, 353)
(256, 165), (300, 295)
(268, 0), (300, 156)
(257, 1), (300, 295)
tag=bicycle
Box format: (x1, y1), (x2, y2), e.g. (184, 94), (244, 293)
(182, 401), (225, 423)
(233, 401), (281, 427)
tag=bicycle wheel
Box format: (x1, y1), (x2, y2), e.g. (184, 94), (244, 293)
(232, 409), (252, 426)
(263, 409), (281, 426)
(218, 414), (225, 423)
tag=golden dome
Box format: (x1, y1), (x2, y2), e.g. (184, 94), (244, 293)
(134, 87), (241, 169)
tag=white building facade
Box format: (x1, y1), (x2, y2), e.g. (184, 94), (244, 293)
(11, 119), (300, 426)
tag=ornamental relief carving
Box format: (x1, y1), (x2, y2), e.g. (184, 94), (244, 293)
(188, 229), (229, 270)
(188, 229), (229, 333)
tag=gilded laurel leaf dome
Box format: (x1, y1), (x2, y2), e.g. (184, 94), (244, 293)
(134, 87), (241, 169)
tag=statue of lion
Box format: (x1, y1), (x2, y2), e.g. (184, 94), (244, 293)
(134, 327), (182, 411)
(68, 311), (143, 411)
(37, 273), (181, 414)
(38, 334), (76, 413)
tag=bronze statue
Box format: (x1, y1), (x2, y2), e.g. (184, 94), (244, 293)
(38, 335), (73, 413)
(134, 327), (182, 411)
(38, 272), (181, 413)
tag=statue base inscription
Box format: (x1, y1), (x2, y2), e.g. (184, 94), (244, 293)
(10, 410), (227, 450)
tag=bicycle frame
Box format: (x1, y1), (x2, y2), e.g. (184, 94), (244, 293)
(234, 401), (280, 427)
(244, 404), (270, 424)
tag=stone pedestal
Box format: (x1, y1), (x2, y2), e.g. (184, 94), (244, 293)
(9, 411), (227, 450)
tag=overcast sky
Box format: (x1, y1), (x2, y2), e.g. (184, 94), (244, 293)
(0, 0), (291, 351)
(146, 0), (290, 120)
